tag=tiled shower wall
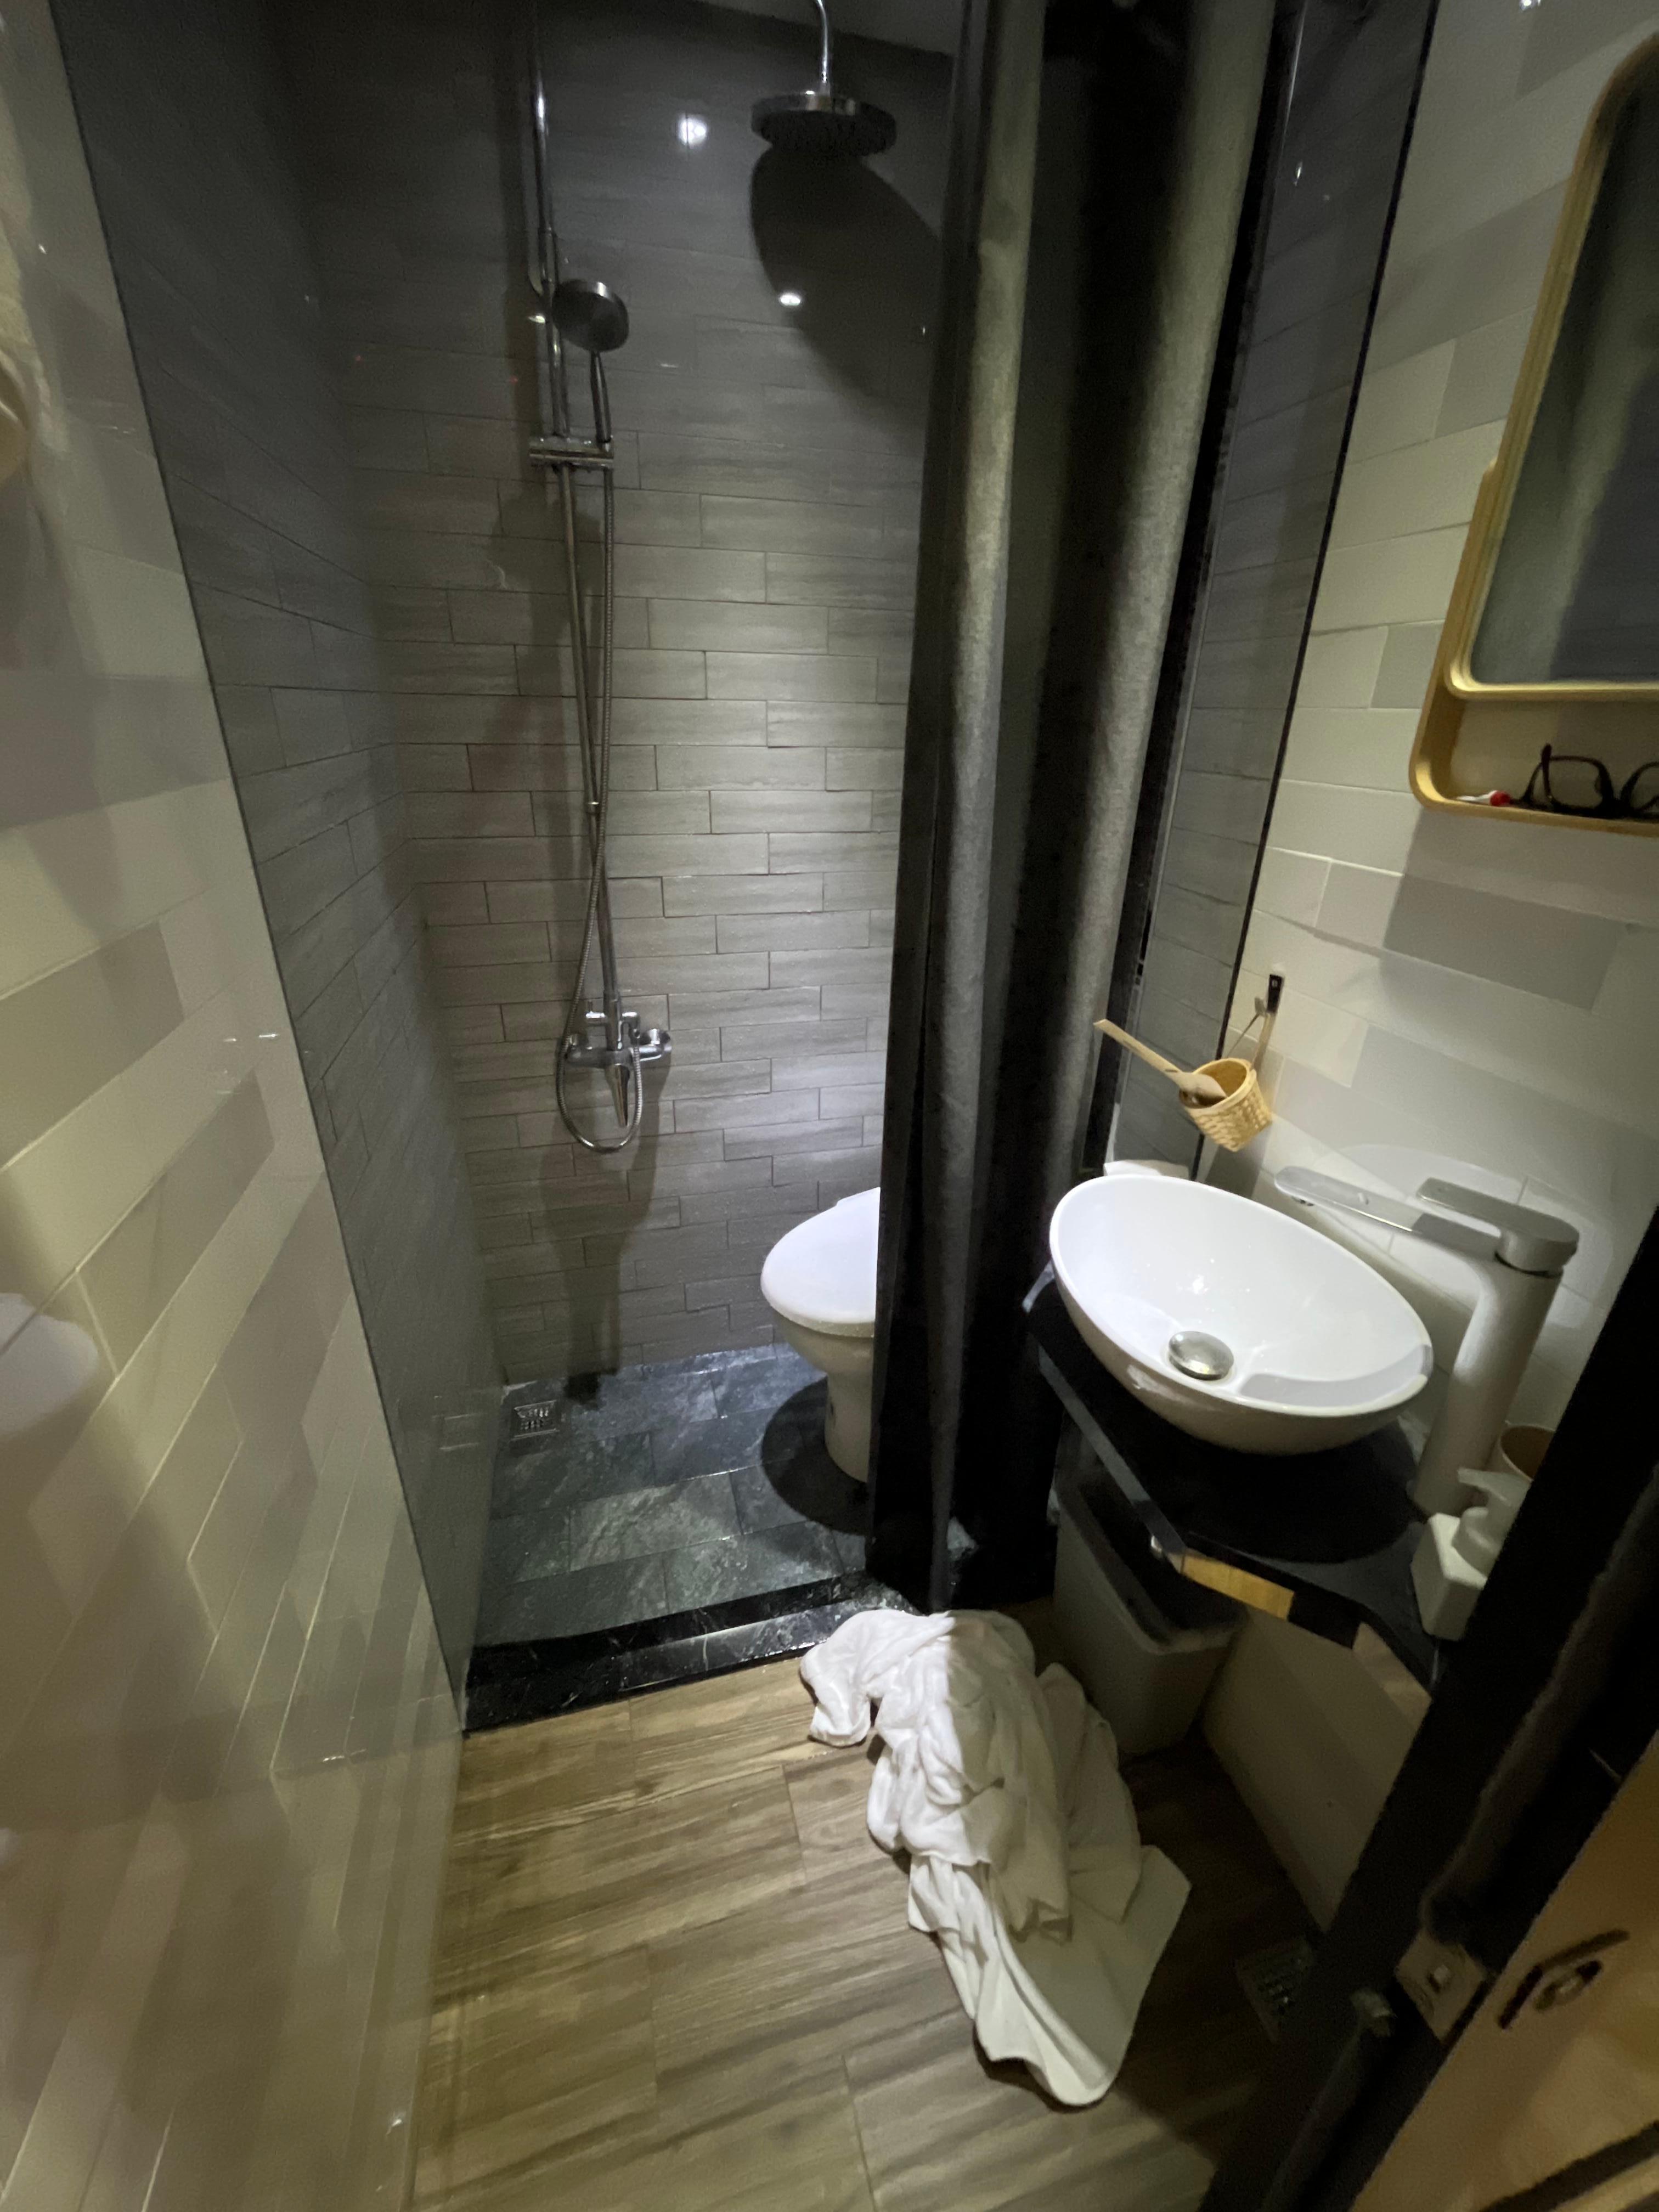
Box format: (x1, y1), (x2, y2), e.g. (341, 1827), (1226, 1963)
(286, 0), (950, 1380)
(0, 2), (456, 2200)
(55, 0), (501, 1677)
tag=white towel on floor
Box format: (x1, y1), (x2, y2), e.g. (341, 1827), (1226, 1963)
(801, 1609), (1189, 2106)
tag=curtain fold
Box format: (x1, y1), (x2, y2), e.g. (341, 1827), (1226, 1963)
(869, 0), (1276, 1608)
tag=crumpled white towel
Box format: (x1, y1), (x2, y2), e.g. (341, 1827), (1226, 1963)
(802, 1609), (1189, 2106)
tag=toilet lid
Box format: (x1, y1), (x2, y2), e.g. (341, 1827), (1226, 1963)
(761, 1187), (880, 1338)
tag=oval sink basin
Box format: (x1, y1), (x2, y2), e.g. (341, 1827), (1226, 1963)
(1049, 1171), (1432, 1455)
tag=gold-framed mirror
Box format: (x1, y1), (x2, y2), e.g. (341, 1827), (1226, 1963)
(1410, 36), (1659, 838)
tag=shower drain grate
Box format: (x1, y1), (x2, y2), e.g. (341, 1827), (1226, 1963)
(510, 1401), (560, 1438)
(1235, 1938), (1317, 2041)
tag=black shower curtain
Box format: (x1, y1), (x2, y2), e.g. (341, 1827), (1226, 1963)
(868, 0), (1276, 1607)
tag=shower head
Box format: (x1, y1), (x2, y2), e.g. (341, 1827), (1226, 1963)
(752, 0), (896, 158)
(753, 88), (896, 159)
(549, 277), (629, 354)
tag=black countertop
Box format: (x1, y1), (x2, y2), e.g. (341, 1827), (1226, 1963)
(1025, 1269), (1445, 1689)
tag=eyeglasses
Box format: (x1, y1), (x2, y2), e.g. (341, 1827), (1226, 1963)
(1519, 746), (1659, 821)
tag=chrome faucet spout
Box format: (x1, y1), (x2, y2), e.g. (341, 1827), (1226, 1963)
(1274, 1168), (1577, 1277)
(1273, 1166), (1579, 1516)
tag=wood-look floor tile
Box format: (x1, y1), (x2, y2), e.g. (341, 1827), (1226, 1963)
(414, 1977), (467, 2203)
(786, 1741), (883, 1872)
(425, 2066), (872, 2212)
(979, 2136), (1218, 2212)
(413, 1949), (656, 2207)
(650, 1853), (955, 2130)
(844, 2007), (1252, 2212)
(629, 2069), (874, 2212)
(444, 1764), (805, 1995)
(415, 1658), (1311, 2212)
(627, 1660), (833, 1799)
(452, 1701), (638, 1841)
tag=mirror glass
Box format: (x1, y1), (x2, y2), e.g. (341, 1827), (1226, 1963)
(1471, 52), (1659, 685)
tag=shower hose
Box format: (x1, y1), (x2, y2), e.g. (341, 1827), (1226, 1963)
(551, 351), (643, 1156)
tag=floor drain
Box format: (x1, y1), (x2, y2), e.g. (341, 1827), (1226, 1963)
(1235, 1938), (1316, 2041)
(510, 1401), (560, 1438)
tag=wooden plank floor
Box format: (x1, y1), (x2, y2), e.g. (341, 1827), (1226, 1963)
(413, 1656), (1308, 2212)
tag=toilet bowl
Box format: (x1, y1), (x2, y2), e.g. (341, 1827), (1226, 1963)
(760, 1187), (879, 1482)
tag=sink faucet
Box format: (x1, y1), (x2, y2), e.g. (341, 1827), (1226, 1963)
(1274, 1168), (1579, 1513)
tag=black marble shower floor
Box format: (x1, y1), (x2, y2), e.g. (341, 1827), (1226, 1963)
(482, 1343), (877, 1637)
(467, 1345), (906, 1726)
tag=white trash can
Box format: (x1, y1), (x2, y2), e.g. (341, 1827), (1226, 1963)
(1053, 1461), (1240, 1757)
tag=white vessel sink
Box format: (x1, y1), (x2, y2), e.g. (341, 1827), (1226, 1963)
(1048, 1170), (1432, 1455)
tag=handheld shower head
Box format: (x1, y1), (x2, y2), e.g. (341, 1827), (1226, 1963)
(752, 0), (896, 158)
(549, 276), (630, 354)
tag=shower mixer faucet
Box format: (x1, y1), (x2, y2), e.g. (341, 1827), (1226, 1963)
(1273, 1168), (1578, 1514)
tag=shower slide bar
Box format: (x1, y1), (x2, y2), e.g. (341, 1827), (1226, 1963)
(525, 8), (669, 1155)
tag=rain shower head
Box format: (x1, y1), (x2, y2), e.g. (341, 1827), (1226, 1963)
(549, 276), (629, 354)
(753, 87), (896, 158)
(752, 0), (896, 158)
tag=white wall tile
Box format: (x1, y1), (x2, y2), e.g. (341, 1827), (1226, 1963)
(1280, 705), (1423, 788)
(1391, 29), (1656, 261)
(1435, 308), (1532, 433)
(1345, 342), (1455, 462)
(1254, 847), (1330, 927)
(1262, 781), (1421, 872)
(1296, 626), (1389, 709)
(1310, 526), (1468, 631)
(1327, 421), (1502, 550)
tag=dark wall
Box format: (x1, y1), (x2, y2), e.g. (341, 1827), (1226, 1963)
(54, 0), (501, 1690)
(1111, 0), (1438, 1165)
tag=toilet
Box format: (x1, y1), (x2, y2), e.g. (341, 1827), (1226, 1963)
(760, 1187), (879, 1482)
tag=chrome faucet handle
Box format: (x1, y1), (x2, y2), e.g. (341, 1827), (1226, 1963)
(1415, 1180), (1578, 1276)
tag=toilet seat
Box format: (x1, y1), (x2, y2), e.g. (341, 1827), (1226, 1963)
(761, 1187), (879, 1338)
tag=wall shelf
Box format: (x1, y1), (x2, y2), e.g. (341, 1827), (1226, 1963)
(1409, 464), (1659, 841)
(1025, 1271), (1447, 1690)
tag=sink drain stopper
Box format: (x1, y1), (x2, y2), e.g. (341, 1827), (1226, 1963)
(1167, 1330), (1234, 1382)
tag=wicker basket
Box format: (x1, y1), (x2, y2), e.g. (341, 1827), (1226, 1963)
(1094, 983), (1280, 1153)
(1180, 1056), (1271, 1150)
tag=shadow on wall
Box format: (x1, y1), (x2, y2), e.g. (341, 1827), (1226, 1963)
(749, 147), (941, 399)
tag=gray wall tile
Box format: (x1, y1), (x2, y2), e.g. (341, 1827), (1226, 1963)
(766, 701), (906, 747)
(708, 651), (877, 702)
(647, 600), (829, 651)
(701, 495), (885, 555)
